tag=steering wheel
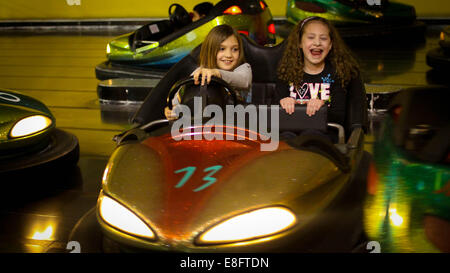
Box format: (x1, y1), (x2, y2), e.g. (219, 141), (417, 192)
(169, 4), (192, 29)
(166, 76), (238, 110)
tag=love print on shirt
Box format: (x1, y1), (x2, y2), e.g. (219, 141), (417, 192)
(290, 83), (330, 102)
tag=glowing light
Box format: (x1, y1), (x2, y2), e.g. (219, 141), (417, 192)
(106, 43), (111, 55)
(223, 6), (242, 15)
(377, 62), (384, 72)
(259, 1), (266, 10)
(197, 207), (296, 244)
(238, 30), (249, 36)
(268, 23), (276, 35)
(389, 208), (404, 227)
(99, 195), (155, 239)
(10, 115), (52, 138)
(440, 31), (445, 41)
(31, 225), (54, 241)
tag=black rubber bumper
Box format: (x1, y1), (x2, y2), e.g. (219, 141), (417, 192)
(0, 128), (79, 174)
(95, 61), (169, 81)
(337, 20), (426, 39)
(426, 47), (450, 71)
(277, 20), (426, 40)
(97, 78), (160, 103)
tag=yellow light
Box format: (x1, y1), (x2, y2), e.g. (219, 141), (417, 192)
(197, 207), (296, 244)
(31, 225), (54, 241)
(389, 208), (404, 227)
(99, 195), (155, 239)
(106, 43), (111, 54)
(10, 115), (52, 138)
(440, 31), (445, 41)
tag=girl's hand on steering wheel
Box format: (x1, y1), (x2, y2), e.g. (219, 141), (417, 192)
(193, 67), (222, 86)
(280, 97), (296, 115)
(306, 99), (325, 116)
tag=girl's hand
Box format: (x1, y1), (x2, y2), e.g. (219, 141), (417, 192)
(193, 67), (221, 85)
(280, 97), (296, 115)
(164, 106), (178, 120)
(306, 99), (325, 116)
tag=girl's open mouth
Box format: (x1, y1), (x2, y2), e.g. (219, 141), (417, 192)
(310, 49), (323, 57)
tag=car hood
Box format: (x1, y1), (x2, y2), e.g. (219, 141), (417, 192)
(0, 89), (54, 142)
(102, 133), (344, 243)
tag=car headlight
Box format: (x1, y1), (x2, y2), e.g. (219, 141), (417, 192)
(9, 115), (52, 138)
(99, 195), (155, 240)
(196, 206), (296, 245)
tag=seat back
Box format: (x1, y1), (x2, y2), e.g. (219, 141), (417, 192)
(132, 20), (175, 50)
(240, 35), (286, 105)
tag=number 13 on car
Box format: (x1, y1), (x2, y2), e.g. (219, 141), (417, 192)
(174, 165), (223, 192)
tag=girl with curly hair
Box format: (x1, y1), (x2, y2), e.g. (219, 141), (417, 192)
(276, 16), (366, 138)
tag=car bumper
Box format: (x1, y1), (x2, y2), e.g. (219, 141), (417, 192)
(0, 128), (79, 173)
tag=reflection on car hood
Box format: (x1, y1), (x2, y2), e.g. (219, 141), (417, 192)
(103, 132), (343, 242)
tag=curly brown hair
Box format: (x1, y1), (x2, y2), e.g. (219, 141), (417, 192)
(277, 17), (360, 88)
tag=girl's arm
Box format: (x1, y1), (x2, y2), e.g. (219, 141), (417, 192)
(276, 79), (296, 114)
(218, 63), (252, 90)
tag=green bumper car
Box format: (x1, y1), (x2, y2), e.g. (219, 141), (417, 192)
(0, 89), (79, 174)
(282, 0), (425, 38)
(95, 0), (276, 81)
(364, 87), (450, 253)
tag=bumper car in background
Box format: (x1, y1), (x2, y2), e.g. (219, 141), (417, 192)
(364, 87), (450, 253)
(0, 89), (79, 175)
(95, 0), (276, 81)
(426, 26), (450, 85)
(280, 0), (425, 39)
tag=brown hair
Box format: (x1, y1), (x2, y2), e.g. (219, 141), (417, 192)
(277, 17), (360, 88)
(198, 24), (245, 69)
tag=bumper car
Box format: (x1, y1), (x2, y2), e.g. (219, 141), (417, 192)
(71, 34), (371, 253)
(281, 0), (425, 39)
(426, 26), (450, 73)
(364, 87), (450, 253)
(0, 89), (79, 174)
(95, 0), (276, 81)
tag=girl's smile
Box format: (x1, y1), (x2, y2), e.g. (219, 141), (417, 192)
(216, 35), (239, 71)
(300, 21), (332, 71)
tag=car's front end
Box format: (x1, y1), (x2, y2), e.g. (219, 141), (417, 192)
(0, 90), (55, 160)
(95, 118), (367, 252)
(0, 89), (79, 173)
